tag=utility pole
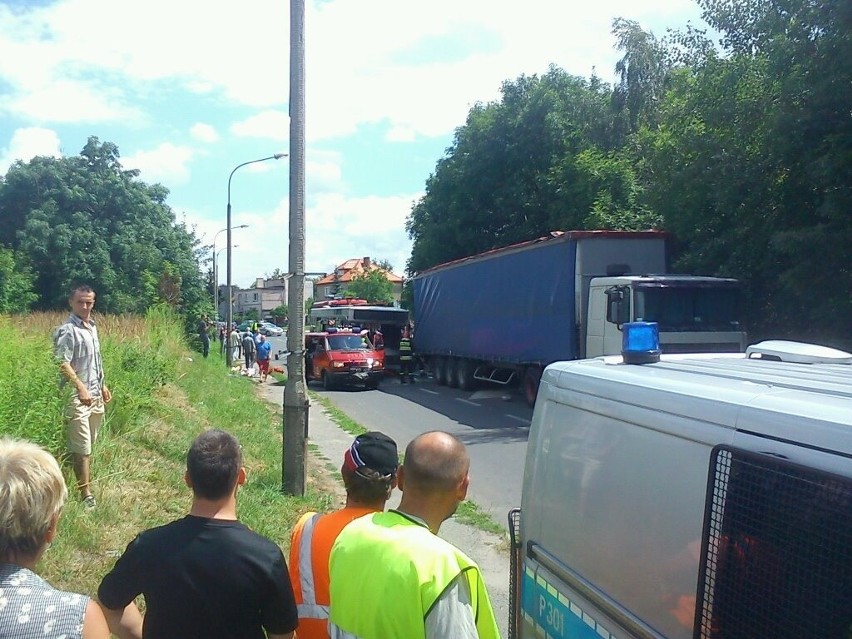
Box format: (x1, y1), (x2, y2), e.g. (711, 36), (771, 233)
(283, 0), (307, 495)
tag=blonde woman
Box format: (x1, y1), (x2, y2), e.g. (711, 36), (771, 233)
(0, 438), (110, 639)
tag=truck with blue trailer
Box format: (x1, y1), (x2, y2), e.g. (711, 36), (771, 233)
(411, 230), (747, 405)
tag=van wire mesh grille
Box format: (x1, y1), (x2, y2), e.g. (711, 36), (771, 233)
(697, 447), (852, 639)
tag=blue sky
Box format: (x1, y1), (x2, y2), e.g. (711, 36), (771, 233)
(0, 0), (707, 288)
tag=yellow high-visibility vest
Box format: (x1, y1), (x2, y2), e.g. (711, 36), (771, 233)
(328, 510), (500, 639)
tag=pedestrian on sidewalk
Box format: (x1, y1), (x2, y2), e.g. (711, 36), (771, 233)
(328, 431), (500, 639)
(256, 335), (273, 382)
(242, 330), (256, 373)
(98, 429), (298, 639)
(229, 326), (241, 363)
(218, 325), (227, 356)
(289, 432), (398, 639)
(197, 315), (211, 358)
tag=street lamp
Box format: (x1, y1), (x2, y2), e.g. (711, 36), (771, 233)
(213, 225), (247, 319)
(226, 153), (287, 366)
(215, 245), (239, 324)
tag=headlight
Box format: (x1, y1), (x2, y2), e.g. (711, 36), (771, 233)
(332, 361), (344, 368)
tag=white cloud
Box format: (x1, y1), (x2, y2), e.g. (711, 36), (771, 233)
(0, 0), (707, 288)
(190, 123), (219, 143)
(0, 0), (704, 138)
(307, 151), (344, 193)
(305, 192), (418, 275)
(230, 111), (290, 142)
(0, 127), (62, 173)
(122, 143), (196, 185)
(188, 189), (417, 287)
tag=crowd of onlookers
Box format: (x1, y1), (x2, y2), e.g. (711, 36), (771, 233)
(1, 428), (500, 639)
(196, 317), (276, 382)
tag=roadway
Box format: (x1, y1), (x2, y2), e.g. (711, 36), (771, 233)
(312, 377), (530, 529)
(266, 333), (532, 527)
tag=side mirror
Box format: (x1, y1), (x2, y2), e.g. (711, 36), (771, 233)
(605, 286), (631, 325)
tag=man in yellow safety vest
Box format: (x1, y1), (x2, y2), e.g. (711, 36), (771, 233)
(328, 431), (501, 639)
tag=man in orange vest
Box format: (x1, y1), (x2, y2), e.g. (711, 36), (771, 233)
(288, 431), (399, 638)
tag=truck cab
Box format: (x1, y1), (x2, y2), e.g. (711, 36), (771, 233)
(305, 329), (384, 390)
(586, 275), (746, 358)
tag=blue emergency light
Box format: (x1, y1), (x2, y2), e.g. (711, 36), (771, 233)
(622, 322), (661, 364)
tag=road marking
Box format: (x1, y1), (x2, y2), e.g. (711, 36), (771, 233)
(419, 388), (439, 395)
(470, 389), (507, 400)
(506, 414), (530, 426)
(456, 398), (481, 407)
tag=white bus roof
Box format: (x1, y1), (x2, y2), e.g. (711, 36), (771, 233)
(309, 305), (409, 324)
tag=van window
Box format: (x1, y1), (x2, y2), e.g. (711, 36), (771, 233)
(697, 447), (852, 639)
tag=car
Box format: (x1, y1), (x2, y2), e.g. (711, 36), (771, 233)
(259, 321), (284, 337)
(304, 330), (383, 390)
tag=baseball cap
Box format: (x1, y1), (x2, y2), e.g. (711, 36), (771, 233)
(343, 431), (398, 477)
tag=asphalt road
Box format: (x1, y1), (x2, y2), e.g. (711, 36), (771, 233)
(309, 371), (533, 529)
(264, 332), (532, 526)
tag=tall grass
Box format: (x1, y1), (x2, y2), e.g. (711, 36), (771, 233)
(1, 308), (331, 602)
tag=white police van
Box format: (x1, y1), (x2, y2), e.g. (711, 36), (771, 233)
(509, 325), (852, 639)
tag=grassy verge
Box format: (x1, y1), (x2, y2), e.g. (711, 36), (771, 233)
(309, 389), (505, 536)
(2, 309), (332, 602)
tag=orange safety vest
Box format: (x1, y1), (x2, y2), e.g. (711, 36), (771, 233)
(287, 507), (376, 639)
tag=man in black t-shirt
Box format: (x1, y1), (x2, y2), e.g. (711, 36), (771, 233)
(98, 429), (298, 639)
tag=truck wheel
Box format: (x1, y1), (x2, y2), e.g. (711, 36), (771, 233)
(434, 357), (447, 385)
(446, 358), (459, 388)
(523, 367), (542, 408)
(457, 359), (476, 390)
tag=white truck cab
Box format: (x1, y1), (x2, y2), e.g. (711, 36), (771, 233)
(510, 336), (852, 639)
(586, 275), (746, 359)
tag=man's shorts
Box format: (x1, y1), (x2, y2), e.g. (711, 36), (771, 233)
(257, 359), (270, 375)
(66, 397), (105, 456)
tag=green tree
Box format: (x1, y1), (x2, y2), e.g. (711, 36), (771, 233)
(611, 18), (671, 133)
(266, 268), (287, 279)
(0, 247), (37, 313)
(0, 137), (208, 314)
(406, 66), (650, 274)
(636, 0), (852, 341)
(373, 259), (394, 272)
(345, 270), (394, 305)
(240, 309), (260, 322)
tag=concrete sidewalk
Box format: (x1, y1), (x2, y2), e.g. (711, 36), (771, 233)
(257, 381), (511, 638)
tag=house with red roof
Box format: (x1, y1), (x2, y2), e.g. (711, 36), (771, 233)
(314, 257), (404, 304)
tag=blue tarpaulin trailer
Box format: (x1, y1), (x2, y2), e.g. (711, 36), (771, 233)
(412, 230), (744, 405)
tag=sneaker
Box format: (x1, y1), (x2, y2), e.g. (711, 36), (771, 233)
(82, 495), (97, 509)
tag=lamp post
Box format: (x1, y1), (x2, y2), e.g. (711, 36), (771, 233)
(226, 154), (286, 366)
(213, 225), (248, 320)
